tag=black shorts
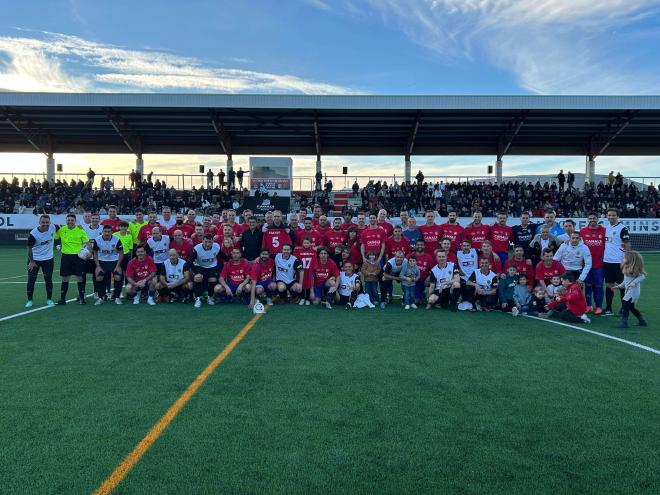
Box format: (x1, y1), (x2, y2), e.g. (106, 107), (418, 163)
(193, 265), (219, 280)
(98, 260), (120, 277)
(277, 280), (297, 291)
(60, 253), (83, 277)
(84, 258), (96, 274)
(604, 262), (623, 284)
(28, 258), (54, 278)
(431, 287), (452, 302)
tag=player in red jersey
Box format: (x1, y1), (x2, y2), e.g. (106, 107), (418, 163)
(124, 245), (157, 305)
(418, 210), (443, 255)
(504, 245), (534, 287)
(248, 248), (277, 308)
(359, 214), (387, 262)
(535, 248), (566, 292)
(340, 211), (357, 232)
(310, 247), (339, 308)
(479, 240), (503, 275)
(215, 248), (251, 303)
(296, 218), (324, 248)
(166, 212), (186, 238)
(316, 215), (332, 237)
(411, 238), (434, 305)
(386, 225), (410, 258)
(580, 211), (607, 314)
(100, 205), (122, 232)
(440, 237), (457, 263)
(179, 209), (198, 238)
(310, 204), (322, 227)
(293, 237), (317, 305)
(262, 210), (294, 255)
(324, 218), (348, 250)
(202, 216), (217, 236)
(170, 229), (194, 260)
(137, 212), (161, 245)
(355, 213), (367, 232)
(190, 225), (206, 246)
(377, 209), (394, 237)
(489, 212), (514, 266)
(463, 211), (490, 251)
(439, 210), (464, 252)
(222, 210), (244, 240)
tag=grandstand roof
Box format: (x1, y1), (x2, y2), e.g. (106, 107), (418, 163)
(1, 93), (660, 157)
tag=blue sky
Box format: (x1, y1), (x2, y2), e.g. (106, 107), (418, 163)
(1, 0), (660, 181)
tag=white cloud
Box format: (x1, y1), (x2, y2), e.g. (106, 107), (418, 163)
(363, 0), (660, 94)
(0, 31), (357, 94)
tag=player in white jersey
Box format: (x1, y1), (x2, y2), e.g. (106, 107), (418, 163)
(146, 227), (170, 267)
(188, 235), (221, 308)
(553, 232), (592, 282)
(158, 206), (176, 231)
(456, 239), (479, 301)
(81, 212), (104, 296)
(92, 225), (124, 305)
(25, 214), (58, 307)
(156, 249), (192, 303)
(603, 208), (631, 315)
(274, 244), (304, 301)
(426, 250), (461, 311)
(466, 258), (499, 311)
(381, 250), (407, 304)
(337, 262), (361, 308)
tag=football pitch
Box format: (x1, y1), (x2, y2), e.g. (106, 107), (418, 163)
(1, 246), (659, 494)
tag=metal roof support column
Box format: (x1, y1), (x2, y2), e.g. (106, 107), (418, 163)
(585, 157), (595, 185)
(136, 156), (144, 176)
(316, 155), (322, 175)
(495, 158), (503, 185)
(46, 154), (55, 184)
(404, 155), (411, 184)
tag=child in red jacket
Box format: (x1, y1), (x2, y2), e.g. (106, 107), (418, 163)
(544, 271), (591, 323)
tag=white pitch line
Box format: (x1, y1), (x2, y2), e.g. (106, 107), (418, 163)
(526, 315), (660, 356)
(0, 295), (94, 323)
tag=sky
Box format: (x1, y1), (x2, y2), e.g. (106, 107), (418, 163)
(1, 0), (659, 184)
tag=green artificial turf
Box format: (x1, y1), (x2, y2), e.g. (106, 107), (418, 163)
(0, 247), (658, 494)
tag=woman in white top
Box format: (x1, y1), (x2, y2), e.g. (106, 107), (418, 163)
(616, 250), (647, 328)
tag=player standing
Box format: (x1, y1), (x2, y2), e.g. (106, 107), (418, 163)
(55, 214), (89, 305)
(25, 214), (58, 307)
(92, 225), (124, 305)
(463, 211), (490, 252)
(188, 235), (221, 308)
(439, 210), (464, 253)
(603, 208), (631, 315)
(580, 212), (606, 314)
(489, 212), (514, 267)
(418, 210), (443, 255)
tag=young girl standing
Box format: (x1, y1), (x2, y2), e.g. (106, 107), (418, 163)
(617, 251), (648, 328)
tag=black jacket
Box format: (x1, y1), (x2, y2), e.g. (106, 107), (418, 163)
(241, 227), (263, 261)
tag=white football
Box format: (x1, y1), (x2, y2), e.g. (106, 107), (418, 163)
(78, 248), (92, 260)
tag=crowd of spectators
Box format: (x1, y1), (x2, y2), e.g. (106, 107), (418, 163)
(0, 176), (246, 215)
(1, 171), (658, 218)
(350, 178), (658, 218)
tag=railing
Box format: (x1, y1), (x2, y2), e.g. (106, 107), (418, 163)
(1, 172), (657, 193)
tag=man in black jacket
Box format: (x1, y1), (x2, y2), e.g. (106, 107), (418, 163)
(240, 216), (263, 261)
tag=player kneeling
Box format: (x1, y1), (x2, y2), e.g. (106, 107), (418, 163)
(249, 249), (277, 308)
(337, 262), (361, 309)
(426, 250), (461, 311)
(274, 244), (304, 303)
(311, 247), (339, 309)
(215, 248), (251, 303)
(156, 249), (193, 303)
(125, 246), (158, 305)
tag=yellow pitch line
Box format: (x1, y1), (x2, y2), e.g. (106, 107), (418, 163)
(92, 313), (263, 495)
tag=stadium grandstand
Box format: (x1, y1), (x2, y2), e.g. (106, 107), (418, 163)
(2, 92), (660, 495)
